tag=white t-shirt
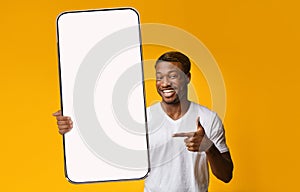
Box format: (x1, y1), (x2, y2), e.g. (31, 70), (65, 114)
(144, 102), (229, 192)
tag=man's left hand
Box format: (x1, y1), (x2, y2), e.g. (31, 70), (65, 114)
(172, 116), (213, 152)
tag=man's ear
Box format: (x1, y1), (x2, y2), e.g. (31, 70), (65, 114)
(186, 72), (191, 84)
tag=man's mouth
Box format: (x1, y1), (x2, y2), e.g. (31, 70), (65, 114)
(161, 89), (175, 97)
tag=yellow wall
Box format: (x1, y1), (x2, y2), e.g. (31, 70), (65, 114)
(1, 0), (300, 191)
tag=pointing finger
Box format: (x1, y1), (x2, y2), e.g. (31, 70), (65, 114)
(172, 132), (195, 137)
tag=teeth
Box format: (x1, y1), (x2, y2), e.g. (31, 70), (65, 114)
(163, 90), (174, 93)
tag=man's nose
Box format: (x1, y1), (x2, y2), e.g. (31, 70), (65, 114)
(161, 77), (171, 87)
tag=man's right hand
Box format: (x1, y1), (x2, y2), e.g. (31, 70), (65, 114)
(52, 110), (73, 135)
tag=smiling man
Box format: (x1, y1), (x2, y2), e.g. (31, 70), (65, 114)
(144, 51), (233, 192)
(53, 51), (233, 192)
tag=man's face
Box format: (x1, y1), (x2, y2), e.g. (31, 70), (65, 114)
(155, 61), (190, 105)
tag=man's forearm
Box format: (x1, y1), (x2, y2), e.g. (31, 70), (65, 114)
(206, 144), (233, 183)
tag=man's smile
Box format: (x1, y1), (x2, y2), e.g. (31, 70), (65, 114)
(161, 89), (176, 97)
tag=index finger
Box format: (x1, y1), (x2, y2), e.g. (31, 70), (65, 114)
(172, 132), (195, 137)
(56, 116), (71, 121)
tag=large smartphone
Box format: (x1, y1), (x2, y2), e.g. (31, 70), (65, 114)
(56, 8), (150, 183)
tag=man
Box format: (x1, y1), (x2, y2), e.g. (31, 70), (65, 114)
(53, 51), (233, 192)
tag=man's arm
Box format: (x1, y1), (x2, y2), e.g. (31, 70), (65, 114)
(206, 146), (233, 183)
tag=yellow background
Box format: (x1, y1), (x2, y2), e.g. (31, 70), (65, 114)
(1, 0), (300, 191)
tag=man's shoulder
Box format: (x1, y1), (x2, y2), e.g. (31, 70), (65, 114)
(147, 102), (160, 110)
(146, 102), (161, 116)
(190, 102), (216, 116)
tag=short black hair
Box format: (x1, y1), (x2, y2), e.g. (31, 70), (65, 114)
(155, 51), (191, 74)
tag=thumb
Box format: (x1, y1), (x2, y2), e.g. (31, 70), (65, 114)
(196, 116), (205, 134)
(52, 110), (61, 116)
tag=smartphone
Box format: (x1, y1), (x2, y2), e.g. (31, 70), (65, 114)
(57, 7), (150, 183)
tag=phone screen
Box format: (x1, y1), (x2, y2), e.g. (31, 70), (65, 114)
(57, 8), (149, 183)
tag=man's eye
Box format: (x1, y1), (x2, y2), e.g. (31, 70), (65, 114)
(169, 74), (178, 79)
(156, 76), (163, 80)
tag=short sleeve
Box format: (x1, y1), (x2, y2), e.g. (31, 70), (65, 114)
(208, 113), (229, 153)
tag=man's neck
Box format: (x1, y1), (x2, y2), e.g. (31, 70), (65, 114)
(160, 100), (191, 120)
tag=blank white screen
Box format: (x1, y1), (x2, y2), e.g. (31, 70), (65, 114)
(57, 8), (149, 183)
